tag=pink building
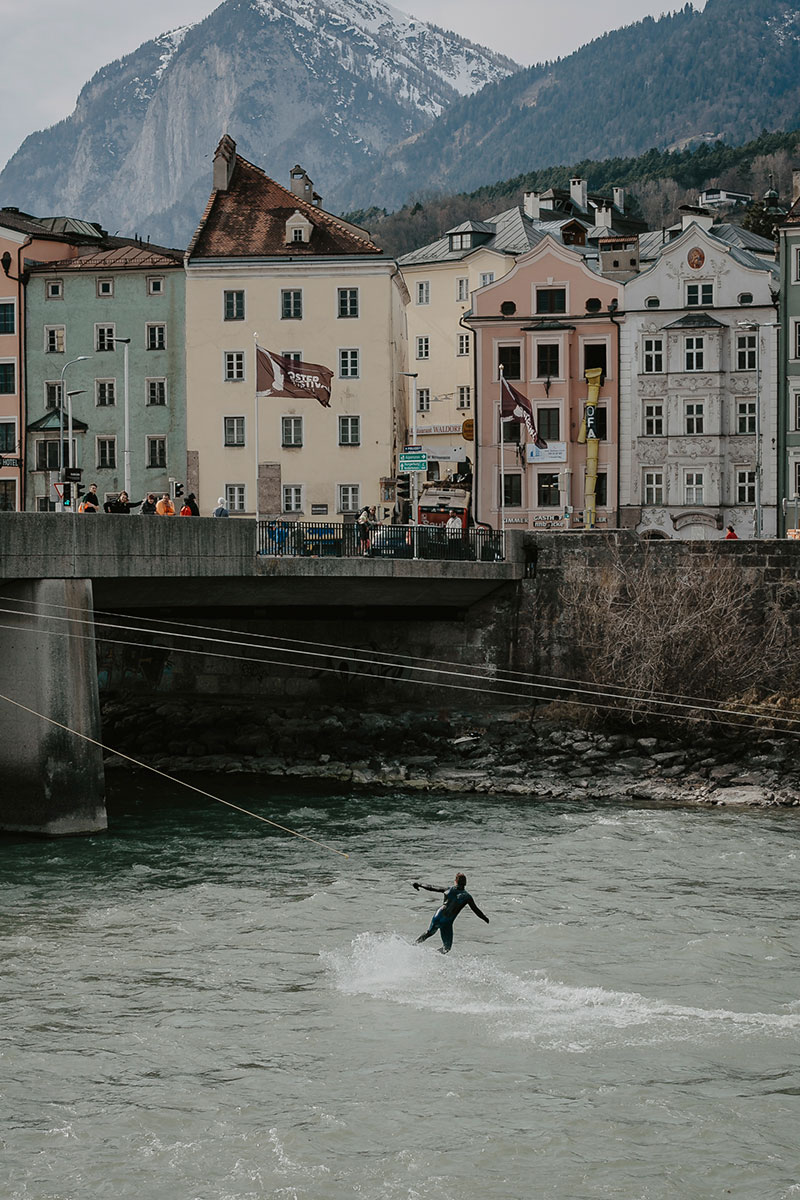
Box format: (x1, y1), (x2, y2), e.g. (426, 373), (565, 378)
(466, 238), (623, 531)
(0, 210), (90, 511)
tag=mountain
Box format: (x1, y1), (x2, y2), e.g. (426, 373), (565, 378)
(345, 0), (800, 210)
(0, 0), (517, 248)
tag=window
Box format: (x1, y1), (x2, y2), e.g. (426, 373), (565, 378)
(97, 278), (114, 298)
(46, 279), (62, 300)
(416, 336), (430, 360)
(457, 386), (471, 409)
(283, 485), (303, 513)
(338, 484), (360, 513)
(45, 382), (61, 409)
(643, 401), (664, 437)
(282, 351), (302, 363)
(224, 290), (245, 321)
(457, 333), (470, 356)
(451, 233), (471, 251)
(36, 496), (56, 512)
(643, 337), (664, 374)
(456, 278), (469, 302)
(596, 473), (608, 508)
(584, 344), (607, 377)
(282, 290), (302, 319)
(147, 323), (166, 350)
(95, 379), (116, 406)
(796, 322), (800, 360)
(0, 302), (14, 334)
(147, 379), (167, 406)
(339, 415), (360, 445)
(794, 393), (800, 431)
(795, 461), (800, 496)
(644, 470), (664, 505)
(147, 436), (167, 468)
(0, 362), (15, 394)
(0, 420), (15, 452)
(281, 416), (303, 447)
(96, 437), (116, 469)
(417, 388), (431, 412)
(0, 479), (16, 511)
(537, 473), (560, 507)
(224, 416), (245, 446)
(594, 408), (608, 440)
(497, 344), (521, 380)
(736, 332), (757, 371)
(736, 468), (756, 504)
(687, 282), (714, 307)
(685, 337), (704, 371)
(737, 399), (756, 434)
(538, 408), (560, 441)
(339, 349), (359, 378)
(684, 471), (704, 505)
(537, 344), (559, 378)
(536, 288), (566, 314)
(416, 281), (430, 305)
(503, 421), (521, 444)
(224, 352), (245, 381)
(96, 324), (115, 351)
(36, 440), (63, 471)
(685, 402), (704, 435)
(645, 296), (660, 309)
(503, 475), (522, 507)
(147, 277), (164, 295)
(738, 292), (753, 306)
(45, 326), (65, 353)
(338, 288), (359, 318)
(226, 485), (246, 512)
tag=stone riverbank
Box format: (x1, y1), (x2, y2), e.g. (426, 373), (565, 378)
(100, 700), (800, 809)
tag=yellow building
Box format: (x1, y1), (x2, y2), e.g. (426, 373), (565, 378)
(185, 136), (408, 520)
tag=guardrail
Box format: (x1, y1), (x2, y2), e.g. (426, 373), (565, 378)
(257, 520), (506, 562)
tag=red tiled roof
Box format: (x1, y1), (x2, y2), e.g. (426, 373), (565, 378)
(28, 245), (183, 272)
(187, 154), (382, 259)
(782, 195), (800, 226)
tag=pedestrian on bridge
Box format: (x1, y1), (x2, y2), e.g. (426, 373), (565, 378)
(156, 494), (175, 516)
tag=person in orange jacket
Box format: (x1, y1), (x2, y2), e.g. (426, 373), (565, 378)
(155, 493), (175, 515)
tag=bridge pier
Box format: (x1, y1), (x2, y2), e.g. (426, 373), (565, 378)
(0, 578), (106, 836)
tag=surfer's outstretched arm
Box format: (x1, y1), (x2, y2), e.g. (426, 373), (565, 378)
(468, 898), (490, 923)
(412, 882), (445, 894)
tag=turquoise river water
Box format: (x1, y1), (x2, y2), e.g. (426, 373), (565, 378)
(2, 778), (799, 1200)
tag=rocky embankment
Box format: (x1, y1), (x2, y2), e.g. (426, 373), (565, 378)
(100, 700), (800, 808)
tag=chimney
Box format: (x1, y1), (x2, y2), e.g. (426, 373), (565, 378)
(793, 168), (800, 205)
(680, 205), (713, 233)
(523, 190), (541, 219)
(570, 177), (588, 210)
(290, 165), (319, 206)
(213, 134), (237, 192)
(595, 201), (613, 230)
(613, 186), (626, 213)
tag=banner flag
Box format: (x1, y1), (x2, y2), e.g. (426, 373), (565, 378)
(256, 346), (333, 408)
(500, 376), (548, 449)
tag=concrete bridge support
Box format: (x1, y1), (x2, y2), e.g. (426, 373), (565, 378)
(0, 578), (106, 836)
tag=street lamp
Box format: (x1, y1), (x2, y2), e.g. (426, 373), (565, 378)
(109, 338), (131, 496)
(58, 356), (90, 477)
(66, 390), (86, 513)
(400, 371), (419, 526)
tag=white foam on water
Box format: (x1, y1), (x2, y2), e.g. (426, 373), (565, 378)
(322, 932), (800, 1051)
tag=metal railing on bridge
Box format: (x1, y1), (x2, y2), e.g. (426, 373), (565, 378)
(257, 521), (506, 562)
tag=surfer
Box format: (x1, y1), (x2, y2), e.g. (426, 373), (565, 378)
(412, 872), (489, 953)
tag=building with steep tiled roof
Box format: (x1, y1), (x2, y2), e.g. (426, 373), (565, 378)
(184, 136), (408, 520)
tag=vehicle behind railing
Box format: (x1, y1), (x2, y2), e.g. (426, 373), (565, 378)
(257, 520), (505, 562)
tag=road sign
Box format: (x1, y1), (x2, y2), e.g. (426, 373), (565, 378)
(64, 467), (83, 482)
(399, 451), (428, 472)
(461, 418), (474, 441)
(52, 482), (64, 499)
(404, 445), (422, 452)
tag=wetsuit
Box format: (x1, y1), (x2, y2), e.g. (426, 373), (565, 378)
(416, 886), (474, 953)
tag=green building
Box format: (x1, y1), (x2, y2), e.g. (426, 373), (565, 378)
(777, 176), (800, 535)
(25, 240), (186, 511)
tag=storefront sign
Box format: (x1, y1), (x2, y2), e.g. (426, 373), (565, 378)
(526, 442), (567, 464)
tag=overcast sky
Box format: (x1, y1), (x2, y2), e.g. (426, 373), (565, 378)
(0, 0), (707, 170)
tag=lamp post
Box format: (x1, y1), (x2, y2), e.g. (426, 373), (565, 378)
(400, 371), (419, 522)
(58, 356), (90, 511)
(66, 389), (86, 515)
(110, 337), (131, 496)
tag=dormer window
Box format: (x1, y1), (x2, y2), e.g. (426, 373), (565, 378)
(450, 233), (472, 251)
(285, 210), (313, 245)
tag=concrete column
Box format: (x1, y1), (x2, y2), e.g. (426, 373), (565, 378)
(0, 578), (106, 835)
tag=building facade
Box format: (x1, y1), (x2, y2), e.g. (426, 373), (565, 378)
(777, 172), (800, 535)
(620, 221), (778, 539)
(25, 243), (186, 510)
(185, 138), (407, 521)
(467, 237), (622, 530)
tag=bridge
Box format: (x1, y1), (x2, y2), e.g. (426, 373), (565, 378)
(0, 515), (526, 836)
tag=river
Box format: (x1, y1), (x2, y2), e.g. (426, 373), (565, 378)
(2, 777), (798, 1200)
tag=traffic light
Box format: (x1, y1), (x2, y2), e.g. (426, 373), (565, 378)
(62, 482), (72, 507)
(76, 480), (85, 502)
(175, 482), (184, 499)
(169, 478), (185, 500)
(396, 473), (410, 502)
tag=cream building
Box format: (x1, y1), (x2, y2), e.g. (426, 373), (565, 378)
(185, 137), (408, 520)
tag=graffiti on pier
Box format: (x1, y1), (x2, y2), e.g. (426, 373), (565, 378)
(97, 640), (174, 691)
